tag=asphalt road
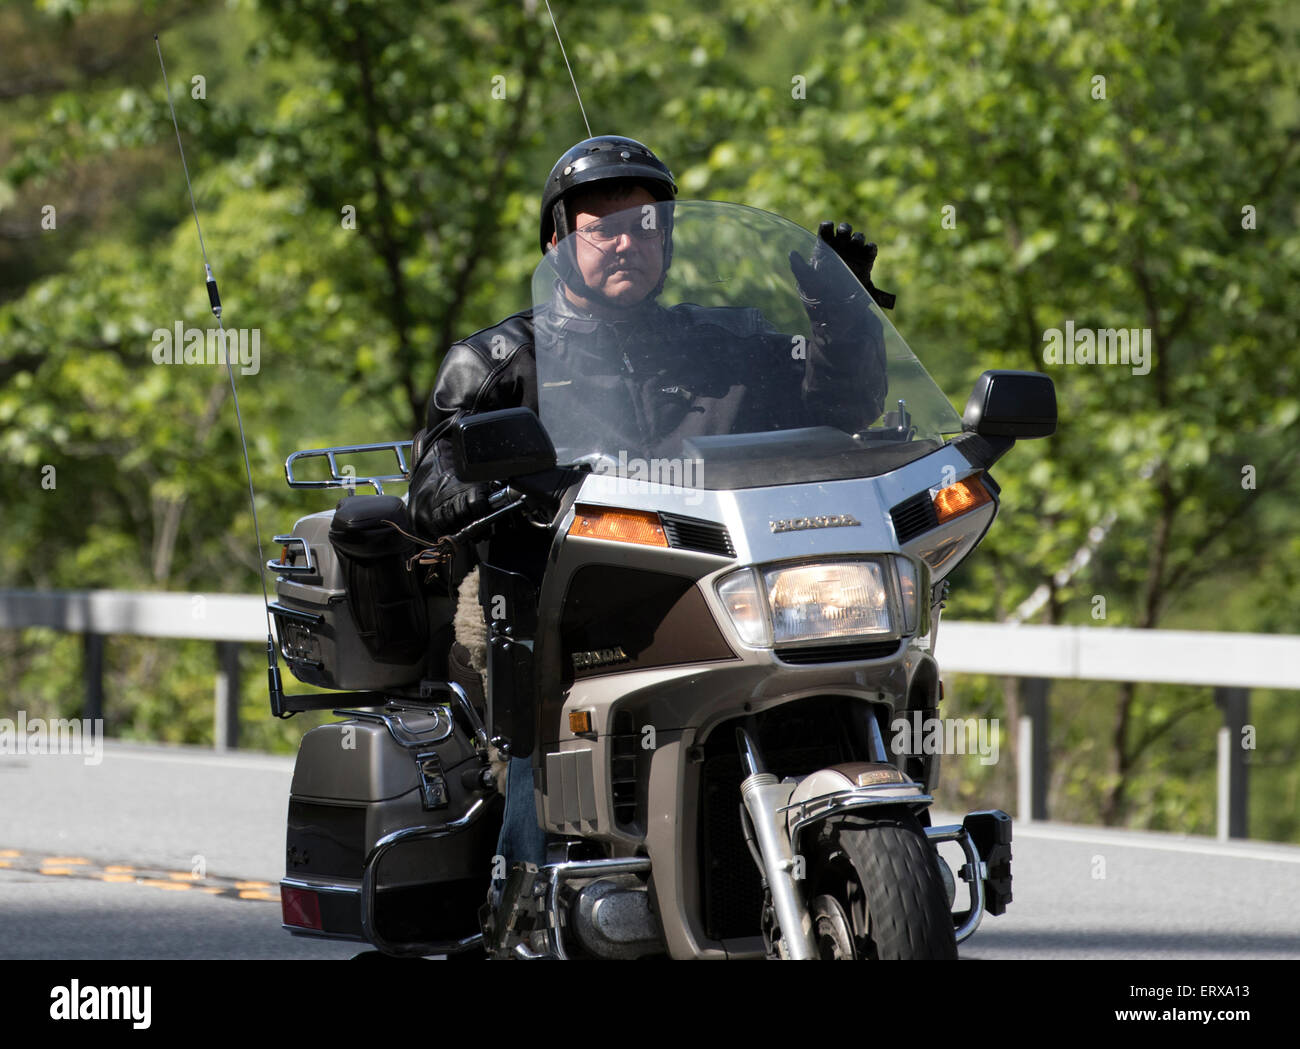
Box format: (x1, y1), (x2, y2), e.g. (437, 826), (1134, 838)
(1, 743), (1298, 959)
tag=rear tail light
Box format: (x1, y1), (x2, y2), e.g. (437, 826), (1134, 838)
(281, 885), (323, 930)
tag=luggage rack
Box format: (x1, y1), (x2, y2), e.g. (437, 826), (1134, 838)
(284, 440), (414, 495)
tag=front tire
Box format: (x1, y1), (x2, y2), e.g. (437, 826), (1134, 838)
(808, 813), (957, 960)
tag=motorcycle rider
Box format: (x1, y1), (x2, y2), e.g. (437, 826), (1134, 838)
(407, 134), (896, 875)
(410, 134), (895, 544)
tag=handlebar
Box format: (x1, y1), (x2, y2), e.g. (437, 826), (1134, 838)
(451, 488), (528, 545)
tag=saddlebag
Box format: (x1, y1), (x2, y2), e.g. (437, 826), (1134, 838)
(284, 707), (502, 947)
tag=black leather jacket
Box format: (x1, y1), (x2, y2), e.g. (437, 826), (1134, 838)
(409, 284), (887, 540)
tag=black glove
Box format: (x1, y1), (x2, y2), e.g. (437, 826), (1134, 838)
(427, 478), (493, 537)
(790, 221), (896, 310)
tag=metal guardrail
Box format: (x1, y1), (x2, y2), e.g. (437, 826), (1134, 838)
(938, 622), (1299, 690)
(2, 589), (1297, 838)
(0, 589), (269, 751)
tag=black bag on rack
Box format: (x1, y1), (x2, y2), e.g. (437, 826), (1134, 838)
(328, 495), (429, 667)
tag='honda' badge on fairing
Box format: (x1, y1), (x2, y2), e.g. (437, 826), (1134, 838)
(769, 514), (861, 534)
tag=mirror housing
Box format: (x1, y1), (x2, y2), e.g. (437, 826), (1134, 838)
(449, 407), (557, 483)
(963, 371), (1057, 439)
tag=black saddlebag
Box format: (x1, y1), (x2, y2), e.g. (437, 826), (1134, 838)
(328, 495), (428, 668)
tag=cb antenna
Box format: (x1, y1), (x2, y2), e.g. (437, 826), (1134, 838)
(154, 33), (286, 711)
(544, 0), (592, 138)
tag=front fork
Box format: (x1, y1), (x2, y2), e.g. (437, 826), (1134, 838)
(734, 724), (1011, 957)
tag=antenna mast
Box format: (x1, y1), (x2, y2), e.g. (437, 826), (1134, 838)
(544, 0), (593, 138)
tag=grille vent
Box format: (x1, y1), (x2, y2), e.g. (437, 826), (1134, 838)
(890, 492), (938, 543)
(775, 640), (902, 665)
(610, 709), (639, 828)
(659, 513), (735, 558)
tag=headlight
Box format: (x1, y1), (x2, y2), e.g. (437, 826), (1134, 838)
(716, 560), (902, 648)
(765, 562), (892, 643)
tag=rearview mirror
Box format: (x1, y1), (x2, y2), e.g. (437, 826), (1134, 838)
(963, 371), (1057, 439)
(449, 407), (557, 483)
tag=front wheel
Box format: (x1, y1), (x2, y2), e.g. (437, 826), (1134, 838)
(806, 813), (957, 960)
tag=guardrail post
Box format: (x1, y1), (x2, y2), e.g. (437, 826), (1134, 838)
(1214, 687), (1249, 841)
(214, 641), (242, 751)
(1016, 677), (1051, 822)
(83, 632), (104, 722)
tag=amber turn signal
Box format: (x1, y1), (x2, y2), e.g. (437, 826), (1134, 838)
(568, 505), (669, 547)
(932, 476), (992, 524)
(568, 710), (593, 735)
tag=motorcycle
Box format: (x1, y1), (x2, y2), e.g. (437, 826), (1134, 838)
(266, 200), (1055, 959)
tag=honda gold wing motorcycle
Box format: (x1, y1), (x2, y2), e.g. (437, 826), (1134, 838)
(266, 200), (1055, 960)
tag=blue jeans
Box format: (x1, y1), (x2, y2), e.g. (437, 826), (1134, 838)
(495, 755), (547, 872)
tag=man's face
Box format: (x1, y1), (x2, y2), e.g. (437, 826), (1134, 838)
(552, 185), (664, 309)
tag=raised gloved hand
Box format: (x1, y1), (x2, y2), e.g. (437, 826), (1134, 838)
(427, 477), (493, 537)
(789, 221), (896, 310)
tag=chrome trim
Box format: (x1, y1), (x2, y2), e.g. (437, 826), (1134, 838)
(423, 679), (489, 753)
(415, 750), (449, 809)
(740, 772), (818, 959)
(335, 704), (456, 748)
(282, 926), (366, 943)
(281, 875), (361, 896)
(284, 440), (414, 495)
(733, 725), (816, 959)
(925, 824), (986, 944)
(267, 601), (324, 625)
(530, 857), (654, 960)
(358, 797), (491, 957)
(736, 725), (764, 778)
(784, 785), (934, 849)
(866, 711), (890, 763)
(268, 534), (317, 575)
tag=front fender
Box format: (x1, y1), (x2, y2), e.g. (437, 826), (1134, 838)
(784, 761), (931, 854)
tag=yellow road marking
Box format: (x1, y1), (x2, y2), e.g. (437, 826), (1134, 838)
(1, 847), (278, 902)
(137, 879), (193, 891)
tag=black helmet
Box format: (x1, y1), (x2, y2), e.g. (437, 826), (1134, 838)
(539, 135), (677, 253)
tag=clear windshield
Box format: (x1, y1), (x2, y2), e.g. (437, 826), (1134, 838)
(533, 200), (962, 490)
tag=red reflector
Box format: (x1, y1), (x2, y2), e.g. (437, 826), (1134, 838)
(281, 886), (322, 930)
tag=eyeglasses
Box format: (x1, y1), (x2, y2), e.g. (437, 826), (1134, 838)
(574, 220), (665, 246)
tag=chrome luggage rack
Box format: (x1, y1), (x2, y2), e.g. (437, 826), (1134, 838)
(284, 440), (414, 495)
